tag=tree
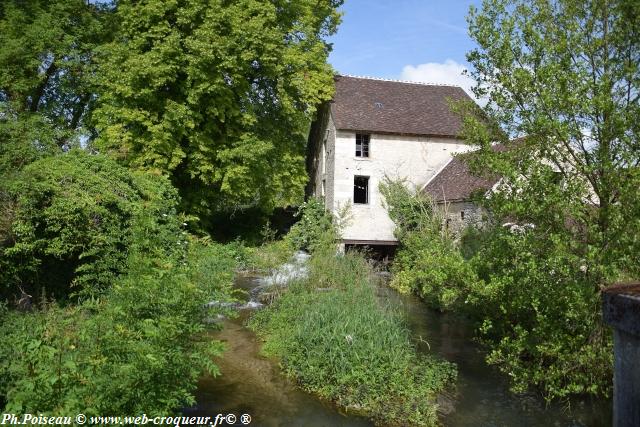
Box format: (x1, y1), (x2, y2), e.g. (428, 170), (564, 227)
(0, 150), (179, 301)
(466, 0), (640, 276)
(460, 0), (640, 398)
(93, 0), (342, 229)
(0, 0), (114, 177)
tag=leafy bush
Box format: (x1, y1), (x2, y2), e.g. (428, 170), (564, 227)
(380, 179), (478, 308)
(287, 197), (338, 253)
(0, 150), (178, 300)
(0, 215), (236, 415)
(391, 232), (479, 309)
(0, 149), (239, 414)
(381, 178), (612, 399)
(249, 250), (456, 426)
(467, 227), (612, 399)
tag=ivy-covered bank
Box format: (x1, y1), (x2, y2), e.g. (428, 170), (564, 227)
(247, 202), (456, 427)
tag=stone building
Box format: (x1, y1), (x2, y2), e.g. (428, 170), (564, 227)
(306, 75), (478, 248)
(422, 154), (500, 233)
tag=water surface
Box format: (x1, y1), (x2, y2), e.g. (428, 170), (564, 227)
(382, 284), (612, 427)
(188, 275), (373, 427)
(190, 271), (612, 427)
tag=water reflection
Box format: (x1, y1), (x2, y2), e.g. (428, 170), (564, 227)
(190, 273), (612, 427)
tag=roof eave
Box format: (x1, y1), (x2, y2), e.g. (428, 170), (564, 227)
(334, 128), (464, 139)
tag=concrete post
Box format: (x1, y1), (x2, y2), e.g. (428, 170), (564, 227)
(602, 282), (640, 427)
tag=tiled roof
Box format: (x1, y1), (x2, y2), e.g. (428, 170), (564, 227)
(423, 155), (500, 202)
(331, 75), (473, 137)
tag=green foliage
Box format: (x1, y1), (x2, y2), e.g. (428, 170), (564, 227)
(380, 179), (478, 309)
(458, 225), (492, 260)
(93, 0), (342, 223)
(379, 178), (441, 241)
(287, 197), (338, 253)
(238, 198), (337, 273)
(465, 0), (640, 279)
(0, 222), (236, 415)
(249, 249), (456, 427)
(0, 150), (179, 300)
(0, 0), (114, 173)
(467, 226), (612, 399)
(242, 239), (296, 272)
(0, 147), (239, 414)
(391, 232), (479, 309)
(451, 0), (640, 399)
(382, 177), (613, 399)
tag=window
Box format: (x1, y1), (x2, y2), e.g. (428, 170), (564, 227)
(353, 176), (369, 204)
(355, 134), (370, 157)
(460, 211), (465, 220)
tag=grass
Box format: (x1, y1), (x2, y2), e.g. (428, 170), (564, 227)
(248, 249), (456, 426)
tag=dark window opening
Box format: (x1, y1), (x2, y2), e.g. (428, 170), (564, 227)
(355, 134), (370, 157)
(460, 211), (465, 220)
(354, 176), (369, 204)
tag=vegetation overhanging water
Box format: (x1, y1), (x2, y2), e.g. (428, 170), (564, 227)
(189, 256), (612, 427)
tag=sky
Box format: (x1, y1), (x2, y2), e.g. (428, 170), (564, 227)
(327, 0), (482, 98)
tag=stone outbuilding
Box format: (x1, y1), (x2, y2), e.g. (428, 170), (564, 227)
(422, 154), (500, 233)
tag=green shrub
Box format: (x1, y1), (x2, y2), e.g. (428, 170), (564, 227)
(381, 177), (612, 399)
(249, 251), (456, 426)
(0, 150), (179, 300)
(391, 232), (479, 309)
(380, 178), (478, 308)
(468, 227), (612, 399)
(0, 215), (236, 415)
(0, 149), (238, 414)
(287, 197), (338, 253)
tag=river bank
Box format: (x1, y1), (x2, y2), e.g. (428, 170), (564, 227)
(188, 252), (612, 426)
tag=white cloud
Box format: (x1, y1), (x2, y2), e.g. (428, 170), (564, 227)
(400, 59), (477, 100)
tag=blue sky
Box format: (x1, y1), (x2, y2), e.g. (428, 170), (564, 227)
(327, 0), (482, 96)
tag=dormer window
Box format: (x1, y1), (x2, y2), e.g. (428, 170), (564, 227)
(355, 134), (370, 158)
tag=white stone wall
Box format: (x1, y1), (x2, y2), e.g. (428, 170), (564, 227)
(328, 128), (472, 242)
(324, 115), (336, 211)
(311, 115), (336, 209)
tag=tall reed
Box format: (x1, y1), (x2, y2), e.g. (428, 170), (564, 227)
(249, 249), (456, 426)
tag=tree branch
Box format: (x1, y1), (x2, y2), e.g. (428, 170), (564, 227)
(29, 60), (57, 113)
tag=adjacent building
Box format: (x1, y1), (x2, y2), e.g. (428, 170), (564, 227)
(422, 154), (500, 233)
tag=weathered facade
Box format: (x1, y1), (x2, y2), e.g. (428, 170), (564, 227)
(307, 75), (476, 246)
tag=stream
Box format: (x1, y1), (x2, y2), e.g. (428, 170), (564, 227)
(188, 258), (612, 427)
(379, 284), (612, 427)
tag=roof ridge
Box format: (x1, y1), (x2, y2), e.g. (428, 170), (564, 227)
(338, 74), (462, 89)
